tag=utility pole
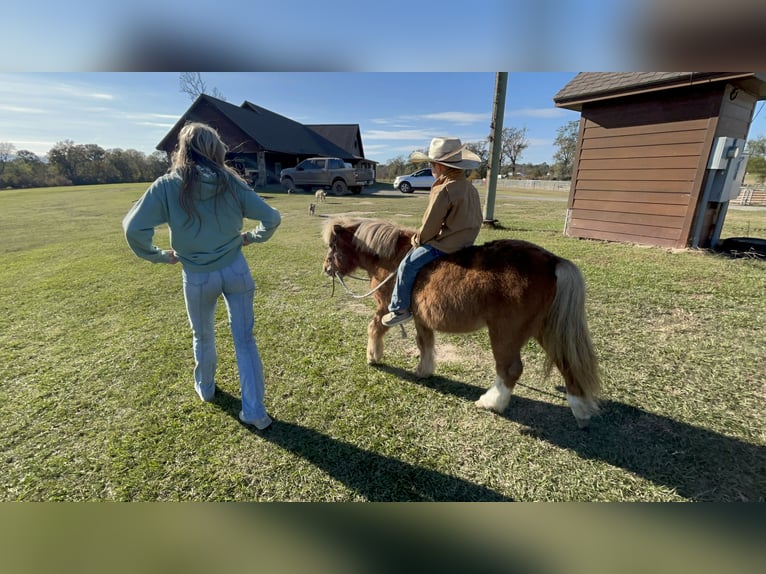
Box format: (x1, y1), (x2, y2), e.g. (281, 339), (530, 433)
(483, 72), (507, 226)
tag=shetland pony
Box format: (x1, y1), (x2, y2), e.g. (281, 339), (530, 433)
(322, 216), (601, 428)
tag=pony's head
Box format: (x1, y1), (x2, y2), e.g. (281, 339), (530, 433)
(322, 217), (412, 277)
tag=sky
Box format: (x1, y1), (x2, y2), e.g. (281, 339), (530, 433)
(3, 72), (766, 168)
(0, 72), (585, 166)
(3, 1), (763, 72)
(2, 2), (640, 71)
(2, 0), (765, 168)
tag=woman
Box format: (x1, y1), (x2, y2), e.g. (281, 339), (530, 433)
(382, 137), (482, 327)
(123, 122), (281, 430)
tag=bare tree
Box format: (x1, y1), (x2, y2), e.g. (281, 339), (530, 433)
(552, 120), (579, 180)
(0, 142), (16, 178)
(466, 140), (489, 178)
(500, 127), (528, 176)
(179, 73), (226, 101)
(745, 136), (766, 183)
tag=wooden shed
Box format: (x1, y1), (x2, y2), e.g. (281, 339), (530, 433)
(553, 72), (766, 249)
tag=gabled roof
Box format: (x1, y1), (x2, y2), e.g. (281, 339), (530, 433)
(238, 100), (353, 158)
(157, 95), (359, 161)
(554, 72), (766, 111)
(306, 124), (364, 159)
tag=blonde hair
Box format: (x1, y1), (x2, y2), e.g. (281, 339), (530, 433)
(171, 122), (245, 229)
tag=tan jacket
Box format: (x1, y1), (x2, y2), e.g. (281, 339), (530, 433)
(414, 173), (483, 253)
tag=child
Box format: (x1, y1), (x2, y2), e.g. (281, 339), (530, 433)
(382, 137), (482, 327)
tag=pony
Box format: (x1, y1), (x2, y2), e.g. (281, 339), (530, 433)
(322, 216), (601, 428)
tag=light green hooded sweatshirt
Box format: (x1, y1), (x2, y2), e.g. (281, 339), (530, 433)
(123, 167), (281, 272)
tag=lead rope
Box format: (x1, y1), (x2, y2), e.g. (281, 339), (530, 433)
(334, 270), (396, 299)
(329, 246), (414, 338)
(331, 272), (406, 337)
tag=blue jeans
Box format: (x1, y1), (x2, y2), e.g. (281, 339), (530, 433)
(388, 244), (444, 313)
(182, 252), (268, 421)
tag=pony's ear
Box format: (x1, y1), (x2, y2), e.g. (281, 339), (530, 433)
(333, 224), (346, 235)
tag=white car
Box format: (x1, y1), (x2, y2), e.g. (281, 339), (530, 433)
(393, 168), (434, 193)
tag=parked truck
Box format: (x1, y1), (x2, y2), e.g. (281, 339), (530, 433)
(280, 157), (374, 195)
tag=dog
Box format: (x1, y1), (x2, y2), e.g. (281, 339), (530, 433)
(315, 189), (327, 202)
(309, 203), (316, 216)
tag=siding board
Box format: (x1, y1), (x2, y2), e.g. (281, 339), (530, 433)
(577, 168), (697, 181)
(569, 217), (682, 240)
(572, 198), (688, 216)
(574, 190), (690, 204)
(578, 155), (700, 170)
(571, 208), (685, 228)
(576, 179), (693, 193)
(579, 142), (704, 159)
(580, 129), (708, 149)
(567, 226), (680, 248)
(581, 87), (723, 128)
(583, 117), (709, 138)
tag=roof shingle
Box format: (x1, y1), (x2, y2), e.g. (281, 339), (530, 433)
(553, 72), (764, 109)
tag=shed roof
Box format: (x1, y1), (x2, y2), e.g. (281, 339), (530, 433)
(554, 72), (766, 110)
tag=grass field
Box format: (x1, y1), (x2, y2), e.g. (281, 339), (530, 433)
(1, 182), (764, 501)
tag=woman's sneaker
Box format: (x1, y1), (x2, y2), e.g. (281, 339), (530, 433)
(239, 411), (273, 430)
(382, 310), (412, 327)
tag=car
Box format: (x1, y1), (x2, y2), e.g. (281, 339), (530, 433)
(393, 168), (434, 193)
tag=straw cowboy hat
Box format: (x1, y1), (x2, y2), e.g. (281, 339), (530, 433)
(410, 137), (481, 169)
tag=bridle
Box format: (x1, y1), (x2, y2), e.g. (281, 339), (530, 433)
(325, 241), (411, 300)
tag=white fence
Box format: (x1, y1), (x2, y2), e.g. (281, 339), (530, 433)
(473, 178), (571, 192)
(732, 185), (766, 206)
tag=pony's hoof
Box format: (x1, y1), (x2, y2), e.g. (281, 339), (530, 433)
(474, 396), (496, 412)
(574, 417), (591, 429)
(475, 384), (510, 413)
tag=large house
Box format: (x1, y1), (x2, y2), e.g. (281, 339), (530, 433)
(156, 94), (376, 186)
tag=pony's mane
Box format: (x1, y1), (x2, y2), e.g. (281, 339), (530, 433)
(323, 217), (411, 260)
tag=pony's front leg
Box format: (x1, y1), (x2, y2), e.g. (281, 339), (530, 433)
(367, 314), (388, 364)
(414, 322), (435, 378)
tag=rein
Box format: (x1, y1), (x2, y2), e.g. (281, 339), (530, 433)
(328, 243), (413, 300)
(333, 270), (396, 299)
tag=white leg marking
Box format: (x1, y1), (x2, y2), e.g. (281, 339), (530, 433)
(475, 376), (513, 412)
(415, 348), (435, 378)
(367, 333), (383, 364)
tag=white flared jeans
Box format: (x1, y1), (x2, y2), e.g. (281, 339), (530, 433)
(181, 252), (268, 421)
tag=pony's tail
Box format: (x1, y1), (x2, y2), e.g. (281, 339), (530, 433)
(540, 258), (601, 420)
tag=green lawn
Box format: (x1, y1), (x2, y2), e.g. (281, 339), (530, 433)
(1, 182), (764, 501)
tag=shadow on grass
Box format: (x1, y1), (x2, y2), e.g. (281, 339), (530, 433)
(210, 389), (512, 502)
(374, 364), (766, 502)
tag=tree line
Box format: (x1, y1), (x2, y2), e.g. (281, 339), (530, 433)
(0, 141), (169, 190)
(376, 120), (580, 182)
(3, 125), (765, 190)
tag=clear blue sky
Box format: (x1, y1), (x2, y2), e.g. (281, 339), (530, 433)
(2, 72), (765, 167)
